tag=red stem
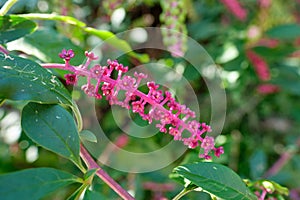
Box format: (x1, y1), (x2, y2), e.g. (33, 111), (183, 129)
(79, 144), (135, 200)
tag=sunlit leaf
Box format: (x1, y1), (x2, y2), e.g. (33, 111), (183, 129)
(21, 102), (80, 165)
(172, 162), (257, 200)
(0, 15), (37, 44)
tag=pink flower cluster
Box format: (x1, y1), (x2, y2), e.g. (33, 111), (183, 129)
(246, 50), (270, 81)
(220, 0), (248, 21)
(246, 50), (280, 95)
(56, 49), (224, 159)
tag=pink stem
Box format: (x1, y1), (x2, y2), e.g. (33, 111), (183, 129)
(259, 189), (267, 200)
(80, 144), (135, 200)
(263, 138), (299, 178)
(0, 45), (9, 55)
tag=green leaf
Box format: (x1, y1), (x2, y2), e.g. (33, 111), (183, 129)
(6, 28), (85, 64)
(21, 102), (81, 165)
(173, 162), (257, 200)
(0, 167), (81, 200)
(249, 150), (267, 179)
(80, 130), (97, 143)
(83, 190), (107, 200)
(266, 24), (300, 40)
(0, 15), (37, 44)
(0, 53), (72, 105)
(84, 168), (98, 181)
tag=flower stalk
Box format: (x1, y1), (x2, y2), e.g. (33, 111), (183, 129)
(42, 49), (223, 159)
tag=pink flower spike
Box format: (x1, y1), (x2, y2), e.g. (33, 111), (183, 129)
(220, 0), (248, 21)
(59, 49), (75, 61)
(257, 84), (280, 94)
(246, 50), (270, 81)
(50, 50), (224, 159)
(64, 74), (77, 85)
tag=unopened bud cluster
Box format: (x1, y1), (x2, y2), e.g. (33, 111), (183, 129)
(160, 0), (187, 57)
(53, 49), (224, 159)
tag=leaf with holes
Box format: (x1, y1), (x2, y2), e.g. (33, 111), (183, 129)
(0, 53), (72, 105)
(0, 167), (82, 200)
(0, 15), (37, 44)
(172, 162), (257, 200)
(21, 102), (80, 165)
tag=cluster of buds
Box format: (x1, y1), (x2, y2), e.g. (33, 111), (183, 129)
(160, 0), (187, 57)
(48, 49), (224, 159)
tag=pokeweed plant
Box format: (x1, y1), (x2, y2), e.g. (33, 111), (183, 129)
(0, 0), (290, 200)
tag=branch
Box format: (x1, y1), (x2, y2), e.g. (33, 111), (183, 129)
(79, 144), (135, 200)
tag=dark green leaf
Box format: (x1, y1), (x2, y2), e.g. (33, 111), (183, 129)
(83, 190), (107, 200)
(0, 15), (37, 44)
(266, 24), (300, 40)
(0, 53), (72, 105)
(250, 150), (267, 179)
(21, 102), (80, 165)
(6, 28), (85, 64)
(0, 167), (81, 200)
(173, 162), (257, 200)
(80, 130), (97, 143)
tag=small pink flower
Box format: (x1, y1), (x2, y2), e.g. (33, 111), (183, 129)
(85, 51), (98, 60)
(199, 136), (215, 158)
(119, 76), (136, 91)
(188, 120), (201, 133)
(214, 146), (224, 157)
(59, 49), (74, 61)
(132, 100), (145, 114)
(183, 137), (199, 149)
(64, 74), (77, 85)
(169, 127), (182, 140)
(81, 84), (95, 97)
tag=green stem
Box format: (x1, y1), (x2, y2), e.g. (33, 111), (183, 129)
(18, 13), (149, 63)
(172, 188), (194, 200)
(0, 0), (18, 16)
(70, 102), (83, 132)
(73, 183), (89, 200)
(18, 13), (86, 27)
(0, 99), (6, 107)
